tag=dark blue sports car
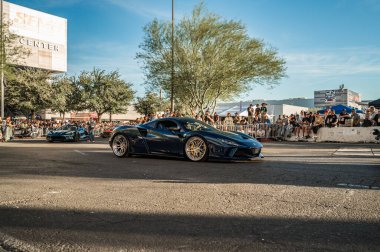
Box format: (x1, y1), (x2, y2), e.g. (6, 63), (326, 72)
(109, 117), (263, 162)
(46, 125), (89, 142)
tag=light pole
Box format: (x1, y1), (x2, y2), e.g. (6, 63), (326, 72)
(170, 0), (174, 113)
(0, 0), (4, 119)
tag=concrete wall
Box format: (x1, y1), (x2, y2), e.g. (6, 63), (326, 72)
(286, 127), (380, 143)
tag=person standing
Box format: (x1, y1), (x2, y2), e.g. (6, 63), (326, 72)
(4, 117), (13, 142)
(247, 104), (254, 124)
(213, 112), (220, 125)
(254, 104), (261, 117)
(204, 111), (214, 125)
(260, 103), (268, 116)
(87, 118), (96, 142)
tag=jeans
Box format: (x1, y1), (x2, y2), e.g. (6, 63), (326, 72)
(89, 130), (95, 141)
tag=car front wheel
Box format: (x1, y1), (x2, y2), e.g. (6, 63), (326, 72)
(184, 136), (208, 162)
(112, 134), (129, 158)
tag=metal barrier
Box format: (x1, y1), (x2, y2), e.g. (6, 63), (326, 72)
(215, 123), (289, 139)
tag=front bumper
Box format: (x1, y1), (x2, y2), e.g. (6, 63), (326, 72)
(209, 144), (264, 160)
(46, 135), (75, 142)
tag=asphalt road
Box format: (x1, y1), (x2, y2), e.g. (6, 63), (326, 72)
(0, 138), (379, 251)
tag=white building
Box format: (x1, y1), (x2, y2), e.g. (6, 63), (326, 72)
(4, 1), (67, 72)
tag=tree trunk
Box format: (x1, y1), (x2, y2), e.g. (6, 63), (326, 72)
(31, 110), (35, 120)
(62, 111), (65, 121)
(109, 113), (112, 122)
(96, 112), (102, 123)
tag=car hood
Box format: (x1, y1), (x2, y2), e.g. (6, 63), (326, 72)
(49, 130), (74, 135)
(196, 130), (262, 147)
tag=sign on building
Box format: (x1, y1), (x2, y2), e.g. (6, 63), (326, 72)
(314, 88), (361, 108)
(3, 1), (67, 72)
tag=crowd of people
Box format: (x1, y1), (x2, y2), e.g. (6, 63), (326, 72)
(1, 104), (379, 142)
(134, 103), (380, 140)
(0, 117), (120, 142)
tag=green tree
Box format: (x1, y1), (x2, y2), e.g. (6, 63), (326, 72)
(134, 92), (162, 116)
(137, 4), (286, 114)
(78, 68), (134, 121)
(1, 20), (32, 117)
(1, 21), (31, 74)
(5, 68), (52, 118)
(50, 75), (83, 120)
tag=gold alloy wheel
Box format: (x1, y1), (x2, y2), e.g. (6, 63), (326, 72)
(112, 135), (128, 157)
(185, 136), (207, 161)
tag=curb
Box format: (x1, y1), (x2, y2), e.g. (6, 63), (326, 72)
(0, 232), (39, 252)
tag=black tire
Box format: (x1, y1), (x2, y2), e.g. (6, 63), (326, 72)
(111, 134), (130, 158)
(184, 136), (208, 162)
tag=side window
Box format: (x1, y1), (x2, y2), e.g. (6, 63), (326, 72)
(144, 121), (156, 129)
(156, 120), (178, 131)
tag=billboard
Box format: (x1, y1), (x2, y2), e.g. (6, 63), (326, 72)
(314, 89), (361, 108)
(3, 1), (67, 72)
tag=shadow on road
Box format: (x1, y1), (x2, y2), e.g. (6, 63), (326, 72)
(0, 206), (378, 251)
(1, 145), (379, 189)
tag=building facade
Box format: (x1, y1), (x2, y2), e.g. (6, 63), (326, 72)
(314, 88), (361, 109)
(4, 1), (67, 72)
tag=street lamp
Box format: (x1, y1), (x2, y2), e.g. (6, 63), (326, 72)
(170, 0), (174, 113)
(0, 0), (4, 119)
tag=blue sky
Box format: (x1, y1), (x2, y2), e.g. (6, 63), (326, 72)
(8, 0), (380, 101)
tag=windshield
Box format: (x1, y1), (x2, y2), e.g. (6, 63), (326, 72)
(58, 125), (77, 131)
(183, 119), (216, 132)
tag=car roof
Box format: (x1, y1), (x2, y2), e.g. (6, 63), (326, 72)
(144, 117), (196, 125)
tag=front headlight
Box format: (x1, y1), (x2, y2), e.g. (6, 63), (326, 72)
(217, 138), (239, 146)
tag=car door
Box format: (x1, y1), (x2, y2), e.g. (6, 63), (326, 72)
(144, 120), (181, 155)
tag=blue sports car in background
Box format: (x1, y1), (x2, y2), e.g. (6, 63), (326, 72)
(46, 125), (89, 142)
(109, 117), (263, 162)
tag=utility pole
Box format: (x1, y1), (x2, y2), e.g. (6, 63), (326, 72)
(0, 0), (4, 119)
(170, 0), (174, 113)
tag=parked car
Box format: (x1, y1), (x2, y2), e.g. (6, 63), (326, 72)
(100, 128), (114, 138)
(109, 117), (264, 162)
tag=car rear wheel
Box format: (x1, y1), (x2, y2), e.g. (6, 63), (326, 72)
(185, 136), (208, 162)
(112, 134), (129, 158)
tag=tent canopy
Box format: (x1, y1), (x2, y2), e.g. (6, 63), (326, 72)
(318, 104), (353, 114)
(369, 98), (380, 109)
(331, 104), (352, 114)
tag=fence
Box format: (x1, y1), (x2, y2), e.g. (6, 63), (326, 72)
(215, 124), (290, 140)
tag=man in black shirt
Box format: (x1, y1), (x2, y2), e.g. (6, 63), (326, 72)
(260, 103), (268, 115)
(338, 109), (351, 126)
(255, 104), (261, 117)
(325, 110), (338, 128)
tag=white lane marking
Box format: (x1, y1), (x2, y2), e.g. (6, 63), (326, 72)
(74, 150), (87, 156)
(337, 183), (379, 190)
